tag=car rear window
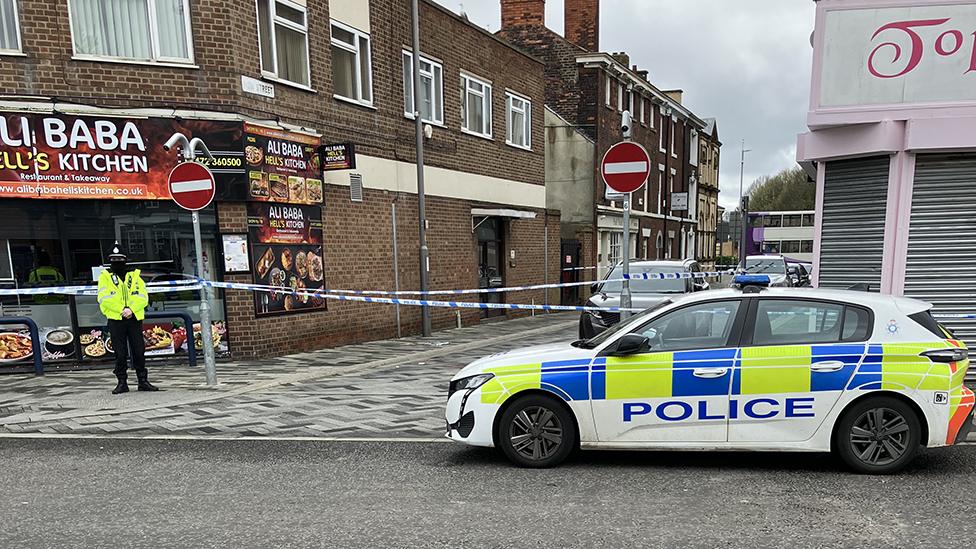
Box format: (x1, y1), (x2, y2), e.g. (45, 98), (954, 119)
(909, 311), (955, 339)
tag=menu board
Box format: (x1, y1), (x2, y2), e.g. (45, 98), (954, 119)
(243, 123), (323, 205)
(0, 113), (244, 200)
(247, 203), (326, 316)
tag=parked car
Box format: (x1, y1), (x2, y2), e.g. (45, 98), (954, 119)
(741, 255), (792, 287)
(788, 263), (811, 287)
(579, 259), (708, 339)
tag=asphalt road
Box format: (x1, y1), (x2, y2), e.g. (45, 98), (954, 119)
(3, 439), (976, 548)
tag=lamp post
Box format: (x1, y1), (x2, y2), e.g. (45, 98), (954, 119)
(411, 0), (431, 336)
(738, 140), (751, 269)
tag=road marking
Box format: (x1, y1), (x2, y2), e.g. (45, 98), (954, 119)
(0, 433), (453, 443)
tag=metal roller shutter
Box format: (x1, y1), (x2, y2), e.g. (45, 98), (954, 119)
(904, 154), (976, 381)
(818, 157), (889, 289)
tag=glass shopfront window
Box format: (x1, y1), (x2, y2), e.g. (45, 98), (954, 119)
(0, 199), (227, 365)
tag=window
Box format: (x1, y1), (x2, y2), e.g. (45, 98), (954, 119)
(609, 232), (622, 265)
(629, 91), (635, 115)
(617, 82), (624, 112)
(752, 300), (845, 346)
(763, 215), (782, 228)
(659, 115), (666, 152)
(650, 104), (656, 129)
(670, 120), (677, 157)
(331, 20), (372, 103)
(784, 214), (802, 227)
(461, 73), (492, 137)
(402, 50), (443, 124)
(636, 300), (741, 352)
(605, 74), (611, 106)
(639, 98), (646, 125)
(802, 213), (815, 227)
(781, 240), (801, 254)
(800, 240), (813, 253)
(70, 0), (193, 63)
(0, 0), (22, 53)
(256, 0), (311, 87)
(506, 92), (531, 149)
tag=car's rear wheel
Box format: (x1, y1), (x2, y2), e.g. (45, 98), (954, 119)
(834, 396), (921, 474)
(497, 394), (576, 468)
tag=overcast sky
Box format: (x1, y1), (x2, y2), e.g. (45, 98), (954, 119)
(431, 0), (817, 209)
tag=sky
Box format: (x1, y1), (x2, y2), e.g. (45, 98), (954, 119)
(431, 0), (817, 209)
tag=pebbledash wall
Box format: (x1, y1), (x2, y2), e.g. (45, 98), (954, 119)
(0, 0), (559, 359)
(797, 0), (976, 349)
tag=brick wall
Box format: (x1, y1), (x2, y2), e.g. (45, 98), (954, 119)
(1, 0), (560, 357)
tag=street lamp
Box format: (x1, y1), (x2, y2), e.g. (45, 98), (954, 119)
(411, 0), (431, 336)
(738, 140), (751, 269)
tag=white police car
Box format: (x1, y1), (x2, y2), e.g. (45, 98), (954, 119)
(445, 278), (974, 473)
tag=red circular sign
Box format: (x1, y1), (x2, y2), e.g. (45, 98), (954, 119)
(601, 142), (652, 194)
(168, 162), (216, 211)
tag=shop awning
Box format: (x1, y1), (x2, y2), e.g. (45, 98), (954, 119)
(470, 208), (538, 220)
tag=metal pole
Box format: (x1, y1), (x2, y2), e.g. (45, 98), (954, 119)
(411, 0), (431, 337)
(191, 210), (217, 385)
(392, 202), (402, 339)
(621, 193), (632, 320)
(738, 140), (749, 270)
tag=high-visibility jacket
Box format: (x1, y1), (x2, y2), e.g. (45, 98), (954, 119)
(97, 268), (149, 321)
(27, 266), (66, 304)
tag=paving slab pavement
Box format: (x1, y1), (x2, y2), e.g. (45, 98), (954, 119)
(0, 313), (577, 428)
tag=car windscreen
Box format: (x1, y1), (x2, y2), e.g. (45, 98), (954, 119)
(745, 258), (786, 275)
(600, 266), (687, 294)
(577, 300), (673, 349)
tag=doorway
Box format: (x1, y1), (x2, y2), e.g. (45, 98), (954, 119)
(476, 217), (505, 318)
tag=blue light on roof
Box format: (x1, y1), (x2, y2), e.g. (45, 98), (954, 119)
(734, 274), (771, 287)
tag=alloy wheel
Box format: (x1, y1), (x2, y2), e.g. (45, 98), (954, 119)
(509, 405), (564, 461)
(849, 407), (911, 466)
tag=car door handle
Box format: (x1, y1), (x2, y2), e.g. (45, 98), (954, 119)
(811, 361), (845, 373)
(693, 368), (728, 379)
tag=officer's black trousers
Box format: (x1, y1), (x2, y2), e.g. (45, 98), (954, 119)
(107, 318), (147, 380)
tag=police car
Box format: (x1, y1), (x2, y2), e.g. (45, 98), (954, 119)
(445, 278), (974, 473)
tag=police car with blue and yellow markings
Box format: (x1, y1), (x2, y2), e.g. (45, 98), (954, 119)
(445, 280), (974, 473)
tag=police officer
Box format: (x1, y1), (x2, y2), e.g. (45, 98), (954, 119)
(27, 250), (66, 305)
(97, 242), (159, 394)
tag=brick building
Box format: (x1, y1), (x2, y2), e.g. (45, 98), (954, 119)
(498, 0), (713, 286)
(0, 0), (558, 362)
(696, 118), (721, 270)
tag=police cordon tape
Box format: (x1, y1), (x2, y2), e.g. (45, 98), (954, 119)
(0, 279), (202, 297)
(4, 277), (976, 319)
(202, 280), (647, 314)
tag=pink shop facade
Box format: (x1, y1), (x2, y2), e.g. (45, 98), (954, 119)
(797, 0), (976, 345)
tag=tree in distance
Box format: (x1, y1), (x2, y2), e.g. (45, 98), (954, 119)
(747, 166), (814, 211)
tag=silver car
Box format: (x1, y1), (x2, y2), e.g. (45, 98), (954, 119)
(741, 255), (793, 287)
(579, 259), (709, 338)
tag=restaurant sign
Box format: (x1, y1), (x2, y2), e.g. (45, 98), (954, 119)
(247, 202), (326, 316)
(244, 123), (323, 205)
(0, 113), (244, 200)
(319, 143), (356, 171)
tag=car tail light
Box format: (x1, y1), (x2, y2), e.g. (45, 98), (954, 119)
(921, 348), (969, 363)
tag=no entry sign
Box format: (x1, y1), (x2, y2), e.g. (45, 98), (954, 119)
(168, 161), (216, 211)
(601, 142), (651, 194)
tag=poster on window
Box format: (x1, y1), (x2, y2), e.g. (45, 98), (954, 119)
(0, 113), (245, 200)
(247, 203), (326, 316)
(243, 123), (323, 205)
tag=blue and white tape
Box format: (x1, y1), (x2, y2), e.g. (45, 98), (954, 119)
(625, 271), (735, 281)
(203, 280), (645, 314)
(0, 279), (201, 297)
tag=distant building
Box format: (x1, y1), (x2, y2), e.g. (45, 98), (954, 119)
(745, 211), (816, 263)
(696, 119), (721, 270)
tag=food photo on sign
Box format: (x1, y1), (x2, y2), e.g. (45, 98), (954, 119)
(243, 123), (323, 205)
(0, 113), (245, 200)
(247, 203), (326, 316)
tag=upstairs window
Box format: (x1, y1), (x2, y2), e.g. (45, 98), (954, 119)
(460, 73), (492, 138)
(258, 0), (311, 87)
(402, 50), (443, 124)
(0, 0), (22, 53)
(331, 20), (372, 104)
(70, 0), (193, 63)
(506, 92), (531, 150)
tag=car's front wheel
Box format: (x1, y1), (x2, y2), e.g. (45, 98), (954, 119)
(834, 396), (922, 474)
(497, 394), (577, 468)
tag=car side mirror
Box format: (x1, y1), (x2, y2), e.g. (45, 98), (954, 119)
(608, 334), (650, 356)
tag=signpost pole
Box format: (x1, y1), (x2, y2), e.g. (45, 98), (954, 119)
(411, 0), (432, 337)
(621, 193), (632, 320)
(191, 209), (218, 386)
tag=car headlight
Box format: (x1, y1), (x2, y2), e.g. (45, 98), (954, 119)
(448, 373), (495, 398)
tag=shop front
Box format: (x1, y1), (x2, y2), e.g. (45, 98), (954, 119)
(797, 0), (976, 362)
(0, 107), (325, 370)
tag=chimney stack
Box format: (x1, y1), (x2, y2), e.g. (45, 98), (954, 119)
(564, 0), (599, 51)
(664, 90), (684, 105)
(501, 0), (546, 29)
